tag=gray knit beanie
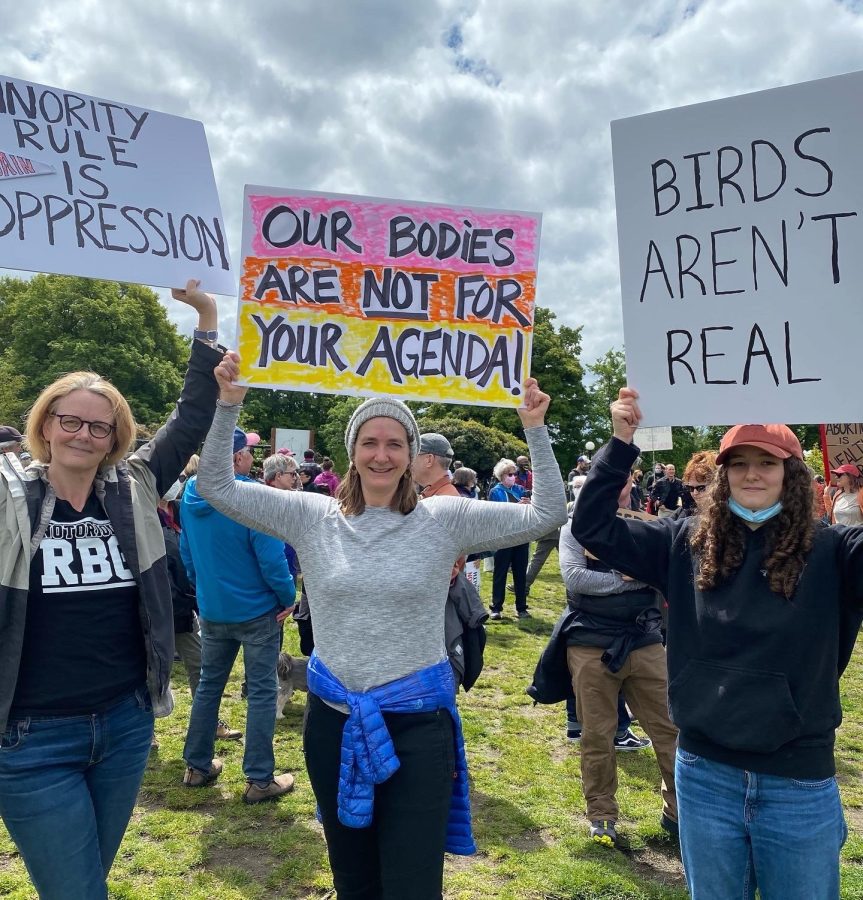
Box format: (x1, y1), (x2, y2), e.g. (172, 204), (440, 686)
(344, 397), (421, 462)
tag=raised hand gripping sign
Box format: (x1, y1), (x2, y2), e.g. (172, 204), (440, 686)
(236, 186), (541, 406)
(0, 75), (234, 294)
(612, 70), (863, 426)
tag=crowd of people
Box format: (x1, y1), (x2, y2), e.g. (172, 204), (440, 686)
(1, 284), (861, 899)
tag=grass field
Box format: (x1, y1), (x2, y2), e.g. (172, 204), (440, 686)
(2, 551), (863, 898)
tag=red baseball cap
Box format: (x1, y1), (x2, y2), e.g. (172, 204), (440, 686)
(831, 464), (860, 476)
(715, 424), (803, 465)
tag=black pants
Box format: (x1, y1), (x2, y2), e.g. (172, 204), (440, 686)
(491, 542), (529, 612)
(304, 692), (456, 900)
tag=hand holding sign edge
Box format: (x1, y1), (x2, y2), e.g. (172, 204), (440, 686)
(517, 378), (550, 428)
(611, 387), (641, 444)
(214, 351), (248, 405)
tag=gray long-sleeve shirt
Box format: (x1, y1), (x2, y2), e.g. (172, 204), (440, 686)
(559, 517), (648, 597)
(197, 403), (567, 691)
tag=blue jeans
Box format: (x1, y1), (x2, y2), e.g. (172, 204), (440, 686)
(676, 749), (847, 899)
(184, 609), (280, 785)
(0, 688), (154, 900)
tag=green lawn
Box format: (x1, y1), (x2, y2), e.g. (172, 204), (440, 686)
(3, 551), (863, 898)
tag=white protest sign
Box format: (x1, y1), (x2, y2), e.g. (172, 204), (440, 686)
(634, 425), (673, 452)
(0, 76), (234, 294)
(272, 427), (313, 457)
(612, 71), (863, 426)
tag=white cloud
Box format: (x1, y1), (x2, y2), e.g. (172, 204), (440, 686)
(3, 0), (863, 370)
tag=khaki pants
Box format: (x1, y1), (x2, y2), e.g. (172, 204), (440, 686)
(567, 643), (678, 823)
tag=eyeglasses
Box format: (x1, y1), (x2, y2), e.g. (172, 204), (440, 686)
(49, 413), (116, 439)
(684, 483), (708, 493)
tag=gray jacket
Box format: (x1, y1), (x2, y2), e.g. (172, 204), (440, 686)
(0, 340), (221, 732)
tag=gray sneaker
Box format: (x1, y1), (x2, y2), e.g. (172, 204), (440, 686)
(489, 610), (502, 620)
(589, 819), (617, 848)
(243, 773), (295, 805)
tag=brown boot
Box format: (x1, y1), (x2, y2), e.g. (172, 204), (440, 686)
(215, 719), (243, 741)
(182, 759), (223, 788)
(242, 773), (295, 805)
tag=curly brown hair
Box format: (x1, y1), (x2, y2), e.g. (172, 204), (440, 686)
(690, 456), (814, 598)
(683, 450), (717, 484)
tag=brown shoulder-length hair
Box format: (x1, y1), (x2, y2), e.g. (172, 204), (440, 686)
(25, 372), (136, 468)
(337, 465), (417, 516)
(689, 455), (814, 599)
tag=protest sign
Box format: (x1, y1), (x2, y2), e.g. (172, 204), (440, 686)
(612, 70), (863, 426)
(634, 425), (673, 452)
(271, 427), (313, 458)
(236, 186), (540, 406)
(0, 75), (234, 293)
(820, 423), (863, 475)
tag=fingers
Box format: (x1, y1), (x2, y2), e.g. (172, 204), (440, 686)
(170, 278), (201, 301)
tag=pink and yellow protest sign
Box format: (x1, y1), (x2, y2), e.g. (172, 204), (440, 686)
(236, 186), (541, 406)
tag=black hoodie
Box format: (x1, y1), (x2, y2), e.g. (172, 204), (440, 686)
(573, 436), (863, 779)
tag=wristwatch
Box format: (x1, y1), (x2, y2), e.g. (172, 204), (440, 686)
(193, 329), (219, 348)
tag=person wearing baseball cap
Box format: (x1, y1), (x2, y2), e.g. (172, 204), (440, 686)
(193, 358), (568, 898)
(0, 425), (23, 456)
(825, 464), (863, 526)
(572, 389), (862, 898)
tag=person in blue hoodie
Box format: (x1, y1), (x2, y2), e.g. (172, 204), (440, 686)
(180, 426), (296, 804)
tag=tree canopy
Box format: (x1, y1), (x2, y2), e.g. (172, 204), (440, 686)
(0, 275), (188, 429)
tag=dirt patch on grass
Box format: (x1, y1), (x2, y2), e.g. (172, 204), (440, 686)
(625, 844), (686, 888)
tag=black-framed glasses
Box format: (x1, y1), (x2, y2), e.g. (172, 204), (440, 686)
(684, 483), (708, 493)
(49, 413), (116, 439)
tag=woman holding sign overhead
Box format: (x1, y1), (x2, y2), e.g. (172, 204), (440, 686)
(572, 387), (862, 900)
(194, 354), (567, 900)
(0, 280), (224, 900)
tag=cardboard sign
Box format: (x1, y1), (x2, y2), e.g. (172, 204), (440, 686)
(612, 71), (863, 426)
(820, 423), (863, 473)
(634, 425), (674, 452)
(0, 76), (234, 293)
(236, 186), (541, 406)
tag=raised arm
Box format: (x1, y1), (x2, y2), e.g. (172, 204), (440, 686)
(195, 352), (330, 546)
(131, 280), (223, 497)
(571, 388), (675, 593)
(558, 521), (635, 597)
(437, 379), (568, 553)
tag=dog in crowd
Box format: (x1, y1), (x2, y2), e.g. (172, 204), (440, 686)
(276, 652), (308, 719)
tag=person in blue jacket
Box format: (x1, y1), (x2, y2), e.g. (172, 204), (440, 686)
(488, 458), (532, 619)
(180, 426), (296, 805)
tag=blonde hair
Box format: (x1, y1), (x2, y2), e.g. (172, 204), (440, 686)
(25, 372), (136, 468)
(183, 454), (200, 478)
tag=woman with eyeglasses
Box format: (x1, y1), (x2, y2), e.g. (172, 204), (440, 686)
(573, 388), (861, 900)
(0, 280), (224, 900)
(679, 450), (717, 516)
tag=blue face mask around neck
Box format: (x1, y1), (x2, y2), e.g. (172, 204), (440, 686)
(728, 497), (783, 524)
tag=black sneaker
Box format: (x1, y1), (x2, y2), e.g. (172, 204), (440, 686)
(589, 819), (617, 848)
(613, 729), (651, 751)
(489, 610), (502, 620)
(566, 727), (582, 742)
(517, 610), (531, 619)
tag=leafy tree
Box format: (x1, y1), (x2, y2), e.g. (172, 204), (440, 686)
(584, 348), (627, 449)
(415, 415), (528, 480)
(420, 307), (589, 471)
(316, 396), (364, 473)
(238, 388), (336, 455)
(0, 275), (188, 428)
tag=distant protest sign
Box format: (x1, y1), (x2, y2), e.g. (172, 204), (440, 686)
(820, 423), (863, 474)
(0, 75), (234, 293)
(612, 71), (863, 426)
(634, 425), (673, 452)
(236, 186), (540, 406)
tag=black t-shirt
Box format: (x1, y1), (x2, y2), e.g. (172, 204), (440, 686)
(11, 491), (146, 715)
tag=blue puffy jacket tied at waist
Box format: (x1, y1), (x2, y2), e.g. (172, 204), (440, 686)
(307, 651), (476, 855)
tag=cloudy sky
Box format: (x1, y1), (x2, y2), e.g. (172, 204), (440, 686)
(4, 0), (863, 368)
